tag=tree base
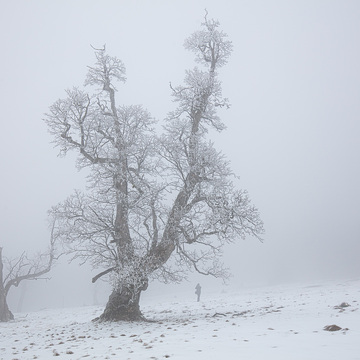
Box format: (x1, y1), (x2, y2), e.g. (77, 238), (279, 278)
(0, 302), (14, 322)
(96, 286), (146, 322)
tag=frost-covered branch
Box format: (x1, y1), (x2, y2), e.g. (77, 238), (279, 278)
(1, 218), (60, 298)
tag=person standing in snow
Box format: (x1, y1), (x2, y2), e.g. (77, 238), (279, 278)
(195, 283), (201, 302)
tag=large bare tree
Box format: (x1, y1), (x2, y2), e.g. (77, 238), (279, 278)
(45, 14), (264, 321)
(0, 226), (58, 322)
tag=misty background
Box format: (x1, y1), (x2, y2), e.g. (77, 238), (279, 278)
(1, 0), (359, 312)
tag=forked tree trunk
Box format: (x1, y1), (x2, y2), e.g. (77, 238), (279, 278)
(0, 248), (14, 322)
(98, 285), (146, 322)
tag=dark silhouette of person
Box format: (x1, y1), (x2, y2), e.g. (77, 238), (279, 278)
(195, 283), (201, 302)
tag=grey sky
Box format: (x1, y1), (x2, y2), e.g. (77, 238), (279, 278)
(1, 0), (359, 310)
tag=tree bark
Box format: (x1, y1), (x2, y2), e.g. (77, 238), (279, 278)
(98, 284), (147, 322)
(0, 293), (13, 322)
(0, 248), (14, 322)
(96, 274), (149, 322)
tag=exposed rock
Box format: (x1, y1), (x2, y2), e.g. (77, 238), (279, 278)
(323, 324), (342, 332)
(334, 302), (351, 312)
(334, 302), (350, 309)
(339, 302), (350, 308)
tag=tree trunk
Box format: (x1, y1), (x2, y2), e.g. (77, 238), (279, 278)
(0, 292), (14, 322)
(98, 285), (146, 322)
(0, 248), (14, 322)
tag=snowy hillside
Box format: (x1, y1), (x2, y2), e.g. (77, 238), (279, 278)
(1, 279), (359, 360)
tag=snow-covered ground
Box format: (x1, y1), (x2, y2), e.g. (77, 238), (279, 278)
(1, 279), (359, 360)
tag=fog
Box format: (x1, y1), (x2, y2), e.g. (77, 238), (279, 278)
(1, 0), (359, 313)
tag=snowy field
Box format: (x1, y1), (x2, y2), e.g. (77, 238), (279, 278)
(1, 279), (359, 360)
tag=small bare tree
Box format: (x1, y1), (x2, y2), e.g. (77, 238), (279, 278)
(0, 225), (58, 322)
(45, 13), (264, 321)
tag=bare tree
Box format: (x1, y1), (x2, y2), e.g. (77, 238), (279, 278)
(0, 224), (58, 322)
(45, 13), (264, 321)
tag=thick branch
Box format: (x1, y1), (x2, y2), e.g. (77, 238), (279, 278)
(92, 267), (116, 283)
